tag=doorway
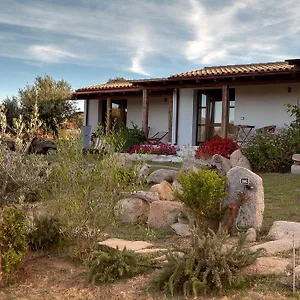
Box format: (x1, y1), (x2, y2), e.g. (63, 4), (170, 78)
(195, 89), (235, 144)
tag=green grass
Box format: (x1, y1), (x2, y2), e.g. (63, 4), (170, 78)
(260, 173), (300, 235)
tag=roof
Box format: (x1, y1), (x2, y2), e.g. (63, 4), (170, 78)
(75, 80), (135, 92)
(170, 61), (295, 78)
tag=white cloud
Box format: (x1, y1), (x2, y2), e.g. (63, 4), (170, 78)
(28, 45), (79, 63)
(130, 48), (150, 76)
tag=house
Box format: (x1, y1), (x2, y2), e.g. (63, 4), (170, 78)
(73, 59), (300, 146)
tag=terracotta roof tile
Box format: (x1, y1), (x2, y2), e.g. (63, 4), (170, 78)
(170, 61), (295, 78)
(76, 80), (134, 92)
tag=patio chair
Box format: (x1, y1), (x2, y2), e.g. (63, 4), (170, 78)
(255, 125), (276, 134)
(147, 131), (168, 144)
(227, 124), (240, 140)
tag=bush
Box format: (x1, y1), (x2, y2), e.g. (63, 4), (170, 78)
(128, 143), (177, 155)
(89, 244), (140, 284)
(242, 126), (300, 172)
(27, 215), (63, 251)
(43, 135), (142, 262)
(0, 207), (27, 283)
(176, 169), (227, 229)
(148, 228), (264, 297)
(195, 137), (239, 159)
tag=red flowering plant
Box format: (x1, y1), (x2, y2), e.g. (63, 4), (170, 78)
(128, 142), (177, 155)
(195, 136), (239, 159)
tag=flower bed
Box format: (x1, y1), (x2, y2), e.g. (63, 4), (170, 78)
(195, 136), (239, 159)
(128, 143), (177, 155)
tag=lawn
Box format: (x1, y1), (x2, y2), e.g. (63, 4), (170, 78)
(260, 173), (300, 235)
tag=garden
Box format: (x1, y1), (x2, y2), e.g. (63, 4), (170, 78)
(1, 96), (300, 299)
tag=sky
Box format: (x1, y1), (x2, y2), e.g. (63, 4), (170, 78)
(1, 0), (300, 111)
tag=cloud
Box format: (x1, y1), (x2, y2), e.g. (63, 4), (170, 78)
(28, 45), (79, 63)
(130, 48), (150, 76)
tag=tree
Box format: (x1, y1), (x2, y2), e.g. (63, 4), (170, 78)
(1, 97), (22, 129)
(107, 77), (127, 83)
(19, 75), (77, 136)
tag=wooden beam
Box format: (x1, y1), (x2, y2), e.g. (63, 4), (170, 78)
(168, 95), (173, 143)
(221, 85), (230, 139)
(106, 97), (112, 132)
(142, 89), (149, 138)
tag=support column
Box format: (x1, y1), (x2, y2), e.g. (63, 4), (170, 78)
(142, 89), (149, 138)
(172, 89), (178, 145)
(168, 94), (173, 143)
(221, 85), (230, 138)
(106, 97), (112, 132)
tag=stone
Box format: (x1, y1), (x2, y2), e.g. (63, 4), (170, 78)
(135, 248), (167, 254)
(130, 191), (159, 203)
(245, 228), (257, 243)
(171, 223), (191, 237)
(230, 149), (252, 170)
(267, 221), (300, 240)
(137, 163), (150, 182)
(295, 265), (300, 276)
(223, 166), (264, 231)
(114, 198), (149, 223)
(177, 212), (189, 224)
(29, 138), (57, 154)
(181, 157), (216, 173)
(250, 237), (300, 256)
(148, 169), (179, 184)
(172, 180), (183, 194)
(291, 164), (300, 174)
(150, 181), (175, 201)
(147, 200), (184, 228)
(212, 154), (232, 175)
(99, 238), (153, 251)
(292, 154), (300, 163)
(243, 257), (290, 276)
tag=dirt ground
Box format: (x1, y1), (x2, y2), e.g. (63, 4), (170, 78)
(0, 252), (295, 300)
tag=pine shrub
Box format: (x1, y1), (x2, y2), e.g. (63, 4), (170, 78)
(148, 228), (264, 297)
(27, 215), (63, 251)
(88, 244), (140, 284)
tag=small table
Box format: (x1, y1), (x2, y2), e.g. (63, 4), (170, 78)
(236, 125), (255, 145)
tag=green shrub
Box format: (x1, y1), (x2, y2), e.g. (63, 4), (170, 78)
(89, 244), (140, 283)
(176, 169), (227, 229)
(27, 215), (63, 251)
(242, 126), (300, 172)
(148, 228), (264, 297)
(0, 207), (27, 283)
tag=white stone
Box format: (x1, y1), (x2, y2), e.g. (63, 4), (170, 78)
(99, 238), (153, 251)
(212, 154), (232, 175)
(267, 221), (300, 240)
(223, 166), (264, 230)
(292, 154), (300, 162)
(291, 164), (300, 174)
(230, 149), (252, 170)
(147, 200), (183, 228)
(149, 181), (175, 201)
(171, 223), (191, 237)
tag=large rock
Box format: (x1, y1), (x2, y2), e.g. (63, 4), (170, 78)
(171, 223), (191, 237)
(147, 200), (183, 228)
(150, 180), (175, 201)
(291, 164), (300, 175)
(245, 228), (257, 243)
(250, 237), (300, 256)
(137, 163), (150, 182)
(29, 138), (57, 154)
(267, 221), (300, 240)
(148, 169), (179, 184)
(172, 180), (183, 194)
(292, 154), (300, 164)
(99, 238), (153, 251)
(129, 191), (159, 203)
(114, 198), (149, 223)
(223, 166), (264, 230)
(212, 154), (232, 175)
(230, 149), (251, 170)
(243, 257), (290, 276)
(181, 157), (216, 173)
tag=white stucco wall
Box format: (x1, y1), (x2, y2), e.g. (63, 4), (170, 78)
(87, 99), (100, 132)
(234, 83), (300, 128)
(126, 96), (169, 143)
(177, 88), (196, 146)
